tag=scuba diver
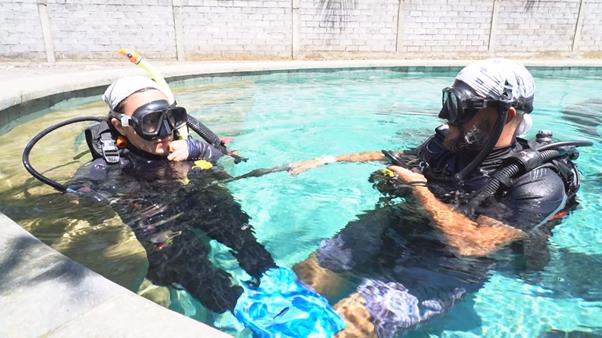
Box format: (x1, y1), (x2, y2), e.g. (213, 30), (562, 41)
(287, 59), (591, 337)
(23, 65), (345, 336)
(64, 75), (277, 313)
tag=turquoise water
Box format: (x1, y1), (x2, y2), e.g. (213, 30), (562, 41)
(2, 68), (601, 337)
(174, 69), (602, 337)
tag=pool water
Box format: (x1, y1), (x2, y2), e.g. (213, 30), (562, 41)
(1, 68), (601, 337)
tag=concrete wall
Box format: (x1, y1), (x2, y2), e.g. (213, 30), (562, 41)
(398, 0), (493, 53)
(180, 0), (292, 58)
(1, 0), (601, 61)
(47, 0), (177, 59)
(492, 0), (580, 52)
(578, 0), (602, 52)
(298, 0), (398, 53)
(0, 1), (46, 59)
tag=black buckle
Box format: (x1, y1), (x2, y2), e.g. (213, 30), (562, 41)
(100, 134), (120, 164)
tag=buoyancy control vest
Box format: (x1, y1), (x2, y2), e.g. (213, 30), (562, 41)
(85, 120), (121, 164)
(374, 126), (590, 214)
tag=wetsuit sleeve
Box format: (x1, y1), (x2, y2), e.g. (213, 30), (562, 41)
(186, 138), (224, 163)
(64, 158), (120, 203)
(487, 167), (567, 232)
(68, 158), (109, 191)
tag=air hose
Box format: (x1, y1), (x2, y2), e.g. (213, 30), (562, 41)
(455, 109), (509, 181)
(22, 116), (105, 193)
(186, 115), (247, 163)
(465, 141), (593, 217)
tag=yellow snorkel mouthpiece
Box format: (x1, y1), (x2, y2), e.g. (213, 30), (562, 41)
(118, 48), (142, 64)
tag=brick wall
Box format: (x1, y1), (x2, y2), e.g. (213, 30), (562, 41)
(298, 0), (398, 52)
(493, 0), (580, 52)
(1, 0), (601, 60)
(398, 0), (493, 53)
(0, 1), (46, 60)
(578, 0), (602, 51)
(179, 0), (291, 58)
(46, 0), (177, 59)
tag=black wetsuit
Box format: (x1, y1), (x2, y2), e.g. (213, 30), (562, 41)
(316, 128), (572, 338)
(70, 141), (276, 313)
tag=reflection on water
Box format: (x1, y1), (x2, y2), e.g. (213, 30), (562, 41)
(0, 70), (601, 337)
(561, 99), (602, 138)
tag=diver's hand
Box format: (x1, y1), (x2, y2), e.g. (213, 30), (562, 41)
(168, 140), (189, 161)
(288, 156), (336, 176)
(387, 165), (426, 185)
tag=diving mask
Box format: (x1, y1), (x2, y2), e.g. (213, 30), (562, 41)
(439, 81), (496, 126)
(116, 100), (187, 140)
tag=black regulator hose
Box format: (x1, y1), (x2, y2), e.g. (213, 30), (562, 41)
(186, 115), (248, 163)
(455, 109), (509, 181)
(186, 115), (224, 152)
(465, 142), (592, 217)
(537, 140), (593, 151)
(22, 116), (105, 193)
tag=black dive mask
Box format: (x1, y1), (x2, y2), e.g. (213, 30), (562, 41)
(439, 81), (497, 126)
(117, 100), (187, 141)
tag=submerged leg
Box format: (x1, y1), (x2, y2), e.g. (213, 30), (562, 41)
(294, 205), (403, 298)
(145, 230), (243, 313)
(293, 253), (349, 299)
(185, 186), (277, 279)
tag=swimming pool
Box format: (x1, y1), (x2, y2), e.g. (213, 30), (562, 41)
(1, 68), (601, 337)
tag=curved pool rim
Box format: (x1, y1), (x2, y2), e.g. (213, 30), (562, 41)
(2, 59), (602, 338)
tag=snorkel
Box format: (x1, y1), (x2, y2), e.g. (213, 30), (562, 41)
(118, 48), (175, 104)
(117, 48), (188, 139)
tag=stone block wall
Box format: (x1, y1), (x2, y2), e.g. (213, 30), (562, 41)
(1, 0), (601, 60)
(46, 0), (177, 59)
(492, 0), (580, 52)
(298, 0), (398, 52)
(0, 1), (46, 59)
(578, 0), (602, 52)
(180, 0), (292, 58)
(398, 0), (494, 53)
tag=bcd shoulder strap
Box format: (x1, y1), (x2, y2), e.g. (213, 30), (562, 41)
(84, 120), (120, 164)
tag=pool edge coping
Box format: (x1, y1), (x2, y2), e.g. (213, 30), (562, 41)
(0, 212), (232, 338)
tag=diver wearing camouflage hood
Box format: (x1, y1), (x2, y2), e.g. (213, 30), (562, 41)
(289, 59), (587, 337)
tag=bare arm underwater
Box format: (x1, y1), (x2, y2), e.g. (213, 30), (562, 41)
(387, 165), (526, 257)
(287, 151), (388, 176)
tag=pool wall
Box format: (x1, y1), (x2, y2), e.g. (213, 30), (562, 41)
(0, 213), (231, 338)
(1, 0), (601, 62)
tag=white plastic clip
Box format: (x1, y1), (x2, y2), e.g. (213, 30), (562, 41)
(119, 114), (130, 127)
